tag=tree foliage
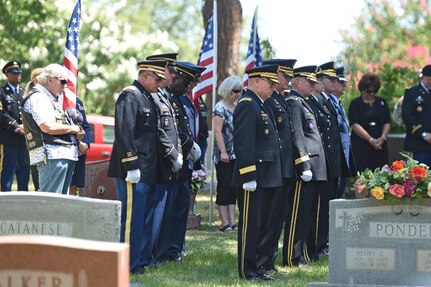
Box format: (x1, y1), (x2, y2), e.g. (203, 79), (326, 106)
(0, 0), (201, 116)
(338, 0), (431, 132)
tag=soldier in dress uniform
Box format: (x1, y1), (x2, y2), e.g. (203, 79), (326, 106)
(155, 61), (202, 263)
(107, 60), (168, 274)
(402, 64), (431, 166)
(0, 61), (30, 191)
(331, 67), (355, 198)
(144, 53), (183, 265)
(232, 64), (282, 281)
(257, 58), (296, 274)
(282, 65), (327, 267)
(305, 61), (349, 258)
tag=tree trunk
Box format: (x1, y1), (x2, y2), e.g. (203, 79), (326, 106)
(202, 0), (242, 129)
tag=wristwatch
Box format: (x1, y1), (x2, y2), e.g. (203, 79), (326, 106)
(422, 132), (428, 139)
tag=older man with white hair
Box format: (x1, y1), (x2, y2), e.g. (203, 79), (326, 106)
(22, 63), (84, 194)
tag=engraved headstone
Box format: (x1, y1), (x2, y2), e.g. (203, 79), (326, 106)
(82, 159), (117, 200)
(0, 192), (121, 242)
(308, 198), (431, 287)
(0, 235), (129, 287)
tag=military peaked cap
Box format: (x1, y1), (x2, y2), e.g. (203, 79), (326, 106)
(262, 59), (297, 77)
(246, 64), (280, 84)
(175, 61), (205, 83)
(2, 61), (22, 74)
(136, 60), (167, 80)
(318, 61), (337, 78)
(335, 67), (347, 82)
(146, 53), (178, 68)
(422, 65), (431, 77)
(293, 65), (318, 83)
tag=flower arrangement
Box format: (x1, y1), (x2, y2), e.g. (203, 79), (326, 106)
(191, 169), (207, 194)
(355, 153), (431, 200)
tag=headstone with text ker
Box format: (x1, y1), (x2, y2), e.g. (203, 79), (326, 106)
(0, 235), (129, 287)
(308, 198), (431, 287)
(0, 192), (121, 242)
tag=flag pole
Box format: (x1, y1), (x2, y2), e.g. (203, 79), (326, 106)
(208, 0), (217, 226)
(252, 7), (258, 57)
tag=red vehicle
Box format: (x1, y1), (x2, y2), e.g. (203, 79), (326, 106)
(86, 115), (115, 162)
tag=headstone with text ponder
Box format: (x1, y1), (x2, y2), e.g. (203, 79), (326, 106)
(308, 198), (431, 287)
(0, 192), (121, 242)
(0, 235), (129, 287)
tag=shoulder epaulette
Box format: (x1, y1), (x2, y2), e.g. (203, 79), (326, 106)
(238, 97), (252, 103)
(122, 85), (138, 94)
(286, 95), (299, 101)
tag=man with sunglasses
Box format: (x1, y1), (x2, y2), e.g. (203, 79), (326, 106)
(0, 61), (30, 191)
(22, 63), (85, 194)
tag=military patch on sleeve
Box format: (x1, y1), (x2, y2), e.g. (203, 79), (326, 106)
(238, 97), (252, 103)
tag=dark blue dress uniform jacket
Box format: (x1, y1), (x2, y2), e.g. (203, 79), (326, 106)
(265, 91), (296, 180)
(0, 83), (25, 146)
(231, 90), (282, 188)
(167, 88), (194, 180)
(108, 80), (158, 184)
(286, 90), (327, 181)
(306, 93), (349, 178)
(402, 83), (431, 152)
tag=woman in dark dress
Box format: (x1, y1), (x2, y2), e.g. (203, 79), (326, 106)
(348, 73), (391, 172)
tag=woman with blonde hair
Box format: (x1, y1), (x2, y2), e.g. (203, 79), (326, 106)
(213, 75), (242, 232)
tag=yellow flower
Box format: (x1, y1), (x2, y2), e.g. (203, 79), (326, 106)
(427, 182), (431, 198)
(370, 186), (385, 200)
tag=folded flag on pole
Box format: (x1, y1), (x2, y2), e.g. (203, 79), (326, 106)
(243, 7), (262, 87)
(59, 0), (81, 110)
(192, 13), (215, 101)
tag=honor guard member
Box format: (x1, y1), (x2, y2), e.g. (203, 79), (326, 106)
(283, 65), (327, 267)
(107, 60), (167, 274)
(331, 67), (356, 198)
(306, 61), (349, 258)
(232, 64), (282, 281)
(257, 58), (297, 274)
(0, 61), (30, 191)
(155, 61), (202, 263)
(145, 52), (183, 264)
(402, 64), (431, 166)
(195, 95), (209, 165)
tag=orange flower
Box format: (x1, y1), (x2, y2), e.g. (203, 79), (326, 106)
(392, 160), (404, 170)
(409, 166), (428, 182)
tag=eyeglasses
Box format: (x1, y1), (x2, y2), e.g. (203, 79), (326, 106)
(148, 72), (163, 82)
(261, 78), (276, 87)
(53, 76), (67, 85)
(232, 89), (242, 93)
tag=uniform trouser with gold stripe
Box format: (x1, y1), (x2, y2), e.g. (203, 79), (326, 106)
(308, 179), (337, 258)
(115, 178), (156, 272)
(0, 144), (30, 191)
(282, 180), (319, 266)
(238, 186), (276, 278)
(256, 179), (295, 269)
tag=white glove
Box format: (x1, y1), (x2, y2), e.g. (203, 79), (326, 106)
(172, 153), (183, 172)
(300, 170), (313, 182)
(187, 142), (202, 162)
(242, 180), (257, 192)
(125, 169), (141, 183)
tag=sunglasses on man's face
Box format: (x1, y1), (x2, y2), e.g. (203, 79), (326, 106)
(364, 89), (377, 94)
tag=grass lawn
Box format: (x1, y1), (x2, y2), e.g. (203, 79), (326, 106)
(132, 191), (329, 287)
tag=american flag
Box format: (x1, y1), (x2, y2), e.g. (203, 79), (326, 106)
(243, 7), (262, 87)
(192, 13), (215, 101)
(60, 0), (81, 110)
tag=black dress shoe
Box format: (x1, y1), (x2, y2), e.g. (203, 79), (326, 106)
(259, 273), (275, 281)
(243, 272), (260, 281)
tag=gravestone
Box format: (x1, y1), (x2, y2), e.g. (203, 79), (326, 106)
(82, 159), (117, 200)
(308, 198), (431, 287)
(0, 192), (121, 242)
(0, 235), (129, 287)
